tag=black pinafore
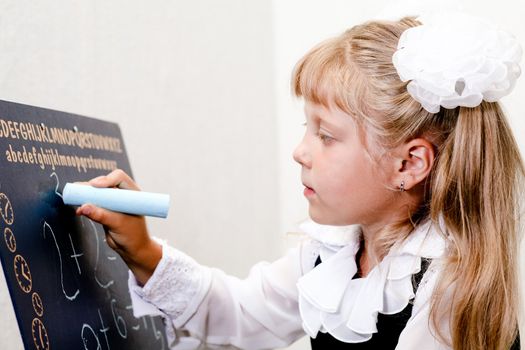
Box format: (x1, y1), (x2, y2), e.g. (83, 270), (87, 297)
(310, 256), (431, 350)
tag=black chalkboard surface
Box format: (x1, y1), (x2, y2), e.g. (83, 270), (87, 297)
(0, 100), (167, 350)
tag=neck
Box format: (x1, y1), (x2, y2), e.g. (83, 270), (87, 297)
(358, 190), (424, 275)
(361, 186), (424, 241)
(359, 212), (399, 256)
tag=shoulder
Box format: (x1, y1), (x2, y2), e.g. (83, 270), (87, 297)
(395, 220), (455, 349)
(412, 258), (446, 314)
(402, 219), (454, 315)
(394, 258), (454, 350)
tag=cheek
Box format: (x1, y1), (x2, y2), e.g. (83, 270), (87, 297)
(320, 164), (361, 200)
(324, 158), (380, 204)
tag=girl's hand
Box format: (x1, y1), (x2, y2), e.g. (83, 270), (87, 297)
(75, 169), (162, 285)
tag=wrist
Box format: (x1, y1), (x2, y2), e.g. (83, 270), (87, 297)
(126, 239), (163, 286)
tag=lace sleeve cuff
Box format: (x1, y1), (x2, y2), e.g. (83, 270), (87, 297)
(128, 240), (212, 328)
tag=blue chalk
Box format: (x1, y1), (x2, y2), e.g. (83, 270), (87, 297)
(63, 183), (170, 218)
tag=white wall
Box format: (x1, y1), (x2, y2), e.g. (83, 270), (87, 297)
(0, 1), (523, 349)
(0, 1), (280, 349)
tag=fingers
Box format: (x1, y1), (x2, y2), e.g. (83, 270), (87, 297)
(76, 204), (126, 231)
(88, 169), (140, 191)
(104, 231), (120, 251)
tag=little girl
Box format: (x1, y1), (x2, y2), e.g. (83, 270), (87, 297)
(76, 12), (523, 350)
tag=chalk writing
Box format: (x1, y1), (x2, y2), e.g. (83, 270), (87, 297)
(111, 298), (128, 339)
(98, 309), (111, 350)
(69, 233), (83, 275)
(0, 100), (168, 349)
(85, 218), (114, 289)
(126, 305), (141, 331)
(42, 221), (80, 301)
(50, 172), (63, 199)
(151, 316), (166, 350)
(81, 323), (101, 350)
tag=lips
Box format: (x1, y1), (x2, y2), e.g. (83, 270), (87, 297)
(303, 183), (316, 196)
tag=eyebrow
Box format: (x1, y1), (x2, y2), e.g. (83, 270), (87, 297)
(317, 116), (340, 131)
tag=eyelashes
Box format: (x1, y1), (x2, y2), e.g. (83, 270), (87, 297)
(317, 132), (334, 144)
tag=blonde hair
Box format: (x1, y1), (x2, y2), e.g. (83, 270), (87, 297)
(292, 17), (524, 350)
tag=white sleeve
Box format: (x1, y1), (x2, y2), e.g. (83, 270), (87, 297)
(128, 239), (314, 349)
(395, 261), (452, 350)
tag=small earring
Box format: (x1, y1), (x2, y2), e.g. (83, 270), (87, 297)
(399, 180), (406, 192)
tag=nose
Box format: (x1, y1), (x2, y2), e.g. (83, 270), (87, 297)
(293, 136), (311, 168)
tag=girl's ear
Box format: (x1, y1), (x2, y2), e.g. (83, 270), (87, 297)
(393, 138), (435, 191)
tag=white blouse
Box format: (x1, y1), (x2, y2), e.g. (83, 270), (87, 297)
(128, 220), (452, 349)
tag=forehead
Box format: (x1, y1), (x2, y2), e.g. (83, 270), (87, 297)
(304, 100), (355, 127)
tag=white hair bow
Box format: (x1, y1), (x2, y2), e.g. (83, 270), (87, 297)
(392, 12), (522, 113)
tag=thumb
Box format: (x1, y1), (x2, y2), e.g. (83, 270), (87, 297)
(76, 204), (125, 231)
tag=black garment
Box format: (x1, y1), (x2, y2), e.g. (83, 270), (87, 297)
(310, 256), (521, 349)
(512, 336), (521, 350)
(310, 257), (431, 350)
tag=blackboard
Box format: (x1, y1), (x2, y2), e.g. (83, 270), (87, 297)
(0, 100), (168, 350)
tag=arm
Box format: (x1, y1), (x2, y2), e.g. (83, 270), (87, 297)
(129, 242), (306, 349)
(76, 170), (307, 349)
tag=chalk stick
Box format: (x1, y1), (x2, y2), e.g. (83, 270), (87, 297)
(62, 183), (170, 218)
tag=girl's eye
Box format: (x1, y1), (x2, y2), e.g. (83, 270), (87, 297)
(317, 132), (334, 144)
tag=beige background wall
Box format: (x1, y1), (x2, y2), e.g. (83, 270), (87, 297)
(0, 1), (523, 349)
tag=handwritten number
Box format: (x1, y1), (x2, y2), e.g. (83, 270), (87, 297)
(50, 172), (62, 199)
(111, 299), (127, 339)
(125, 305), (141, 331)
(97, 309), (111, 350)
(48, 172), (165, 347)
(81, 324), (102, 350)
(85, 219), (114, 289)
(150, 317), (166, 350)
(42, 221), (80, 301)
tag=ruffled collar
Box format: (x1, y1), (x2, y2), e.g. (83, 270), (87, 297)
(298, 220), (362, 249)
(296, 219), (447, 343)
